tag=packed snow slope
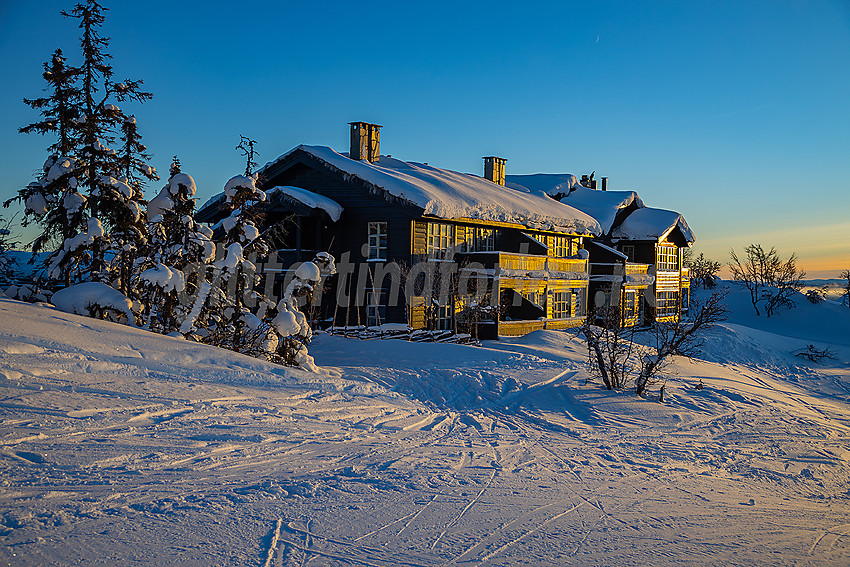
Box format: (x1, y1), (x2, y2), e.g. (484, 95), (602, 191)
(1, 283), (849, 566)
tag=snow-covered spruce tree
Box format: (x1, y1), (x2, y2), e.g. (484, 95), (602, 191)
(59, 0), (156, 284)
(104, 113), (158, 296)
(139, 158), (215, 334)
(7, 49), (88, 286)
(0, 217), (19, 287)
(205, 136), (270, 350)
(271, 252), (337, 370)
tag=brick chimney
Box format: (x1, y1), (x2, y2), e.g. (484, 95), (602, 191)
(483, 156), (507, 186)
(349, 122), (381, 163)
(601, 177), (608, 191)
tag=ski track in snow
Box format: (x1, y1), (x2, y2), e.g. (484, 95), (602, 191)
(1, 295), (849, 566)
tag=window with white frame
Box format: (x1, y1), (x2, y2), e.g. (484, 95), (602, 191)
(367, 222), (387, 260)
(655, 290), (679, 318)
(552, 291), (572, 319)
(656, 245), (679, 271)
(549, 235), (569, 257)
(427, 222), (454, 259)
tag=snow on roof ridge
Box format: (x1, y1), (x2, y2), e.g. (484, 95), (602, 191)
(612, 206), (695, 244)
(261, 145), (600, 235)
(507, 174), (644, 234)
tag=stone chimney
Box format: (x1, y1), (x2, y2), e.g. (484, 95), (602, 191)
(349, 122), (381, 163)
(601, 177), (608, 191)
(483, 156), (507, 186)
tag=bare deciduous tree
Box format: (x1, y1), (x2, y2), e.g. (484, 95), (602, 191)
(635, 291), (728, 397)
(729, 244), (805, 317)
(687, 252), (722, 289)
(581, 299), (636, 391)
(841, 269), (850, 309)
(582, 290), (728, 398)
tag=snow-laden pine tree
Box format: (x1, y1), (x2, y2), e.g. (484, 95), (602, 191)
(0, 217), (19, 287)
(204, 136), (269, 351)
(104, 113), (158, 296)
(60, 0), (157, 284)
(138, 157), (215, 334)
(12, 2), (157, 289)
(7, 49), (89, 286)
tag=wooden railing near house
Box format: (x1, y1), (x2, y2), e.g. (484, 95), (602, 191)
(655, 270), (680, 291)
(625, 263), (650, 276)
(498, 253), (587, 274)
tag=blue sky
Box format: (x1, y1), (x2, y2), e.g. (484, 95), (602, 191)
(1, 0), (848, 276)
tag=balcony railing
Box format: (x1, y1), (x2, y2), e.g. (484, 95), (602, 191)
(625, 262), (650, 275)
(456, 252), (588, 276)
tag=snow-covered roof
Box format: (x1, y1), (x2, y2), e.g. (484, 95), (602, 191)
(507, 174), (642, 233)
(557, 187), (643, 233)
(267, 186), (343, 222)
(589, 240), (628, 259)
(260, 146), (601, 235)
(611, 207), (695, 244)
(505, 173), (584, 196)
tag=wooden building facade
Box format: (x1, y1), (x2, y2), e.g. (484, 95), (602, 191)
(196, 123), (601, 338)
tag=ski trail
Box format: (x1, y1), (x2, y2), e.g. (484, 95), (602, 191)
(352, 510), (419, 542)
(431, 468), (497, 550)
(263, 518), (283, 567)
(472, 500), (588, 566)
(809, 523), (850, 556)
(397, 493), (438, 536)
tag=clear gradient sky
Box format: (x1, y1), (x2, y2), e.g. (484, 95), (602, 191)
(1, 0), (848, 277)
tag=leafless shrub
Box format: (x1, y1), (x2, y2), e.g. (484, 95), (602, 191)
(729, 244), (805, 317)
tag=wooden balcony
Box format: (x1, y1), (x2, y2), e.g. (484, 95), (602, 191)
(625, 262), (650, 275)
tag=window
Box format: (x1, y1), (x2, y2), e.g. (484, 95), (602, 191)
(552, 291), (572, 319)
(546, 235), (569, 258)
(571, 287), (585, 317)
(621, 245), (635, 262)
(623, 290), (638, 322)
(434, 302), (453, 330)
(524, 291), (541, 308)
(456, 225), (474, 253)
(427, 222), (454, 259)
(656, 245), (679, 271)
(655, 290), (680, 318)
(476, 228), (496, 251)
(368, 222), (387, 260)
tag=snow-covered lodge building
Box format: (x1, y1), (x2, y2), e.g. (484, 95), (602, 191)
(505, 174), (695, 327)
(197, 122), (693, 337)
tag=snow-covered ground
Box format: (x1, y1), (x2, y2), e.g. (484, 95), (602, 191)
(1, 282), (848, 566)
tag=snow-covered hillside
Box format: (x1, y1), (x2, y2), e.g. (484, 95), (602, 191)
(1, 283), (848, 566)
